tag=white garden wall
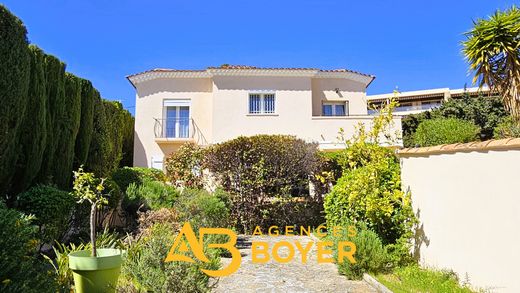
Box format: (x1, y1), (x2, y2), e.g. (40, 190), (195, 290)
(398, 139), (520, 293)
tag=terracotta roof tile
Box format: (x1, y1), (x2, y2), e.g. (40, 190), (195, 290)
(128, 65), (374, 78)
(398, 138), (520, 157)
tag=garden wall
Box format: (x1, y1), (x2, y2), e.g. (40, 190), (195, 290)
(398, 139), (520, 293)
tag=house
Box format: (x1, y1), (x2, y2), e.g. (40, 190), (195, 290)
(367, 86), (492, 116)
(127, 65), (402, 169)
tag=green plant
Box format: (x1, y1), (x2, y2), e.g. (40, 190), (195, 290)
(402, 96), (507, 147)
(45, 228), (124, 292)
(0, 5), (30, 199)
(125, 179), (179, 211)
(413, 118), (479, 147)
(334, 228), (389, 280)
(17, 185), (75, 245)
(174, 188), (230, 231)
(71, 167), (109, 257)
(120, 224), (219, 293)
(205, 135), (324, 232)
(494, 116), (520, 138)
(0, 203), (57, 292)
(463, 6), (520, 120)
(376, 265), (475, 293)
(165, 142), (205, 188)
(111, 167), (166, 193)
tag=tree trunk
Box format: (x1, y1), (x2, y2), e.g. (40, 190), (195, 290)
(90, 204), (97, 257)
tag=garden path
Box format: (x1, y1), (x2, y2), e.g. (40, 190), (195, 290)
(212, 235), (377, 293)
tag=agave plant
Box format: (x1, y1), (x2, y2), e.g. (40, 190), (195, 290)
(462, 6), (520, 120)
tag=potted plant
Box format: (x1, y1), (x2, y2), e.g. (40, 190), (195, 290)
(68, 167), (122, 293)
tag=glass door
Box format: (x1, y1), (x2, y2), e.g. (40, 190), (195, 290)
(165, 106), (190, 138)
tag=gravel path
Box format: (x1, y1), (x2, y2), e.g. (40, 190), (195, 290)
(212, 235), (377, 293)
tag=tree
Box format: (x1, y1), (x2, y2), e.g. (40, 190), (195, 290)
(0, 5), (30, 198)
(463, 6), (520, 120)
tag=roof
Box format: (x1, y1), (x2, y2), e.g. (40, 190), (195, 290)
(398, 138), (520, 157)
(126, 64), (375, 87)
(367, 87), (492, 103)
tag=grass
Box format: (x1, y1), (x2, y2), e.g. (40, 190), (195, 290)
(375, 265), (476, 293)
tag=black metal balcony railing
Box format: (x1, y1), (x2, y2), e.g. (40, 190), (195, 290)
(154, 118), (208, 145)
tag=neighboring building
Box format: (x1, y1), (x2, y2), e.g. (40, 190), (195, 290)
(128, 65), (402, 169)
(367, 87), (491, 116)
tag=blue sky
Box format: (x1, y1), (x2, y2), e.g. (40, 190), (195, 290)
(2, 0), (517, 114)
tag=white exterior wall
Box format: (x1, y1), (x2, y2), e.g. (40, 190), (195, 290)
(400, 147), (520, 293)
(133, 74), (401, 168)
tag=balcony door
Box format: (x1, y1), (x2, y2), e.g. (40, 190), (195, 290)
(164, 100), (190, 138)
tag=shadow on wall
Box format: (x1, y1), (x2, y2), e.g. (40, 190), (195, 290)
(133, 130), (147, 167)
(413, 207), (430, 262)
(136, 78), (213, 97)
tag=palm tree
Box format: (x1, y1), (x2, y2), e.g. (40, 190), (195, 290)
(462, 6), (520, 120)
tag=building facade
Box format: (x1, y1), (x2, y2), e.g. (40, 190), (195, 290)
(128, 65), (402, 169)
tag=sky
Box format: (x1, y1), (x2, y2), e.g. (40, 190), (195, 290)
(2, 0), (517, 114)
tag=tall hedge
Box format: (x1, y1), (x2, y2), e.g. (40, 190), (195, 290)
(74, 80), (96, 168)
(0, 5), (30, 196)
(52, 73), (82, 187)
(0, 5), (135, 199)
(38, 54), (66, 184)
(12, 45), (48, 194)
(120, 111), (135, 167)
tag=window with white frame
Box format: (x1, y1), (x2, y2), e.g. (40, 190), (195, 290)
(322, 102), (348, 116)
(249, 93), (275, 114)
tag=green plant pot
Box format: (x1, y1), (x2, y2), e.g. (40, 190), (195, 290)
(69, 248), (123, 293)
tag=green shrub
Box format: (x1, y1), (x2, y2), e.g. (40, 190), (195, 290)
(120, 224), (219, 293)
(494, 116), (520, 138)
(165, 142), (205, 188)
(205, 135), (324, 232)
(17, 185), (75, 244)
(174, 189), (230, 231)
(333, 228), (388, 280)
(0, 5), (30, 198)
(111, 167), (166, 192)
(413, 118), (479, 147)
(324, 152), (414, 244)
(0, 203), (57, 292)
(402, 96), (507, 147)
(125, 179), (179, 211)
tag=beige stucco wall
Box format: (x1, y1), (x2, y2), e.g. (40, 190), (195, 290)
(399, 146), (520, 292)
(133, 75), (401, 168)
(311, 78), (368, 116)
(133, 78), (213, 167)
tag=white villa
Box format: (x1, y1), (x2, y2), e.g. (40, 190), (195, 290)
(127, 65), (402, 169)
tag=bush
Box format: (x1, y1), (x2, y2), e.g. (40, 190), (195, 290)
(324, 152), (414, 244)
(0, 203), (57, 292)
(165, 142), (205, 188)
(494, 116), (520, 138)
(402, 96), (507, 147)
(412, 118), (479, 147)
(111, 167), (166, 192)
(17, 185), (75, 244)
(333, 228), (388, 280)
(120, 224), (219, 293)
(125, 179), (179, 211)
(174, 188), (230, 231)
(205, 135), (324, 232)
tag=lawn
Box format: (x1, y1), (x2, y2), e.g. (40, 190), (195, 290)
(375, 265), (476, 293)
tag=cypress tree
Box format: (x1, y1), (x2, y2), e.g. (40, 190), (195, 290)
(120, 110), (134, 167)
(74, 79), (95, 168)
(52, 73), (82, 188)
(38, 54), (66, 184)
(11, 45), (48, 194)
(0, 5), (30, 199)
(86, 94), (110, 176)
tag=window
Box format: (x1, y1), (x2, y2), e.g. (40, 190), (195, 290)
(249, 93), (275, 114)
(322, 102), (348, 116)
(163, 100), (190, 138)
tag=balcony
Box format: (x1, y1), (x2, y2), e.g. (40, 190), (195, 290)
(153, 118), (207, 145)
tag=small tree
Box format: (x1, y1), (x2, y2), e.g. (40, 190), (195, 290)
(71, 167), (108, 257)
